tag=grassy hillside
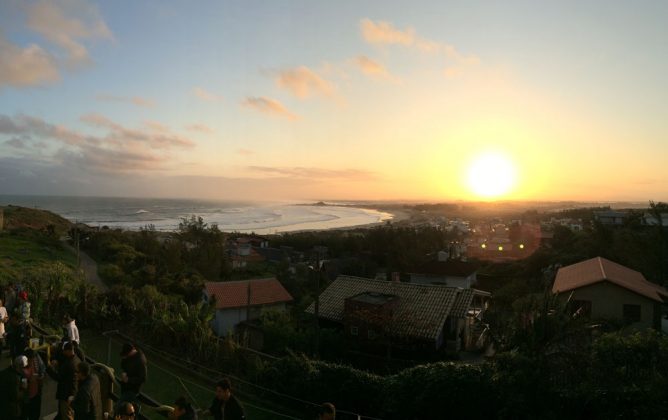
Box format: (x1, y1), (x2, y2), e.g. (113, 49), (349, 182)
(0, 206), (76, 281)
(1, 205), (73, 235)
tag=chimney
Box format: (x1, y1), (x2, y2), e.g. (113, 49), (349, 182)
(391, 272), (400, 283)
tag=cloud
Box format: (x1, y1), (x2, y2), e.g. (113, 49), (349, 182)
(0, 113), (195, 174)
(274, 66), (336, 99)
(236, 148), (254, 156)
(192, 87), (223, 102)
(185, 124), (215, 134)
(360, 19), (415, 46)
(81, 113), (195, 149)
(248, 166), (377, 181)
(360, 18), (480, 76)
(5, 138), (28, 149)
(96, 94), (155, 108)
(241, 97), (298, 120)
(354, 55), (399, 82)
(0, 34), (60, 88)
(26, 0), (113, 68)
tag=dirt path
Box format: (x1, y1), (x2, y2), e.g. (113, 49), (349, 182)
(61, 241), (108, 291)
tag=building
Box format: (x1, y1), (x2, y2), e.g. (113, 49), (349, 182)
(593, 210), (627, 226)
(409, 260), (478, 288)
(204, 278), (293, 336)
(552, 257), (668, 330)
(306, 276), (491, 351)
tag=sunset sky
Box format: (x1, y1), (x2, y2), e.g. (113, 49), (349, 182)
(1, 1), (667, 202)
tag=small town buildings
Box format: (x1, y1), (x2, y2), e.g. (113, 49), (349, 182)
(307, 276), (491, 351)
(409, 259), (478, 288)
(204, 278), (293, 336)
(552, 257), (668, 330)
(643, 212), (668, 226)
(593, 210), (627, 226)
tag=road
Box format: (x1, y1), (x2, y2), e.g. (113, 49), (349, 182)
(60, 240), (108, 292)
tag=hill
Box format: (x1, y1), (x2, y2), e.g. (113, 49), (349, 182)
(0, 205), (76, 281)
(1, 205), (73, 234)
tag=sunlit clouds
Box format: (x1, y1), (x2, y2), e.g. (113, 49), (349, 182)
(274, 66), (337, 99)
(192, 87), (224, 102)
(1, 3), (667, 201)
(241, 97), (298, 120)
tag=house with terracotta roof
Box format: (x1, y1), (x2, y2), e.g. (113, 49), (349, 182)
(204, 278), (293, 336)
(553, 257), (668, 329)
(306, 276), (491, 351)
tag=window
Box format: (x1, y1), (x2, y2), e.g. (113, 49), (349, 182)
(350, 326), (358, 336)
(623, 304), (641, 322)
(368, 329), (376, 339)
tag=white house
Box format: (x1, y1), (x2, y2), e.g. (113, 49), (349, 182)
(204, 278), (293, 336)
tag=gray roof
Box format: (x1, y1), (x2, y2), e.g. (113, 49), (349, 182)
(306, 276), (487, 341)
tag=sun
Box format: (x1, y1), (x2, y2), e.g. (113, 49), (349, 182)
(466, 152), (517, 199)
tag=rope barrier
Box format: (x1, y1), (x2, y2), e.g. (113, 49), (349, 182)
(96, 334), (302, 420)
(107, 331), (384, 420)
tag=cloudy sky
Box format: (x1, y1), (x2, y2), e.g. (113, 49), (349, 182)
(1, 1), (667, 201)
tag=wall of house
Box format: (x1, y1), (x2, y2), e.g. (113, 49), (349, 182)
(410, 274), (475, 288)
(212, 303), (287, 336)
(569, 281), (658, 329)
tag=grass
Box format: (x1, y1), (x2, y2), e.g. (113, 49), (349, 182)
(80, 333), (301, 420)
(0, 232), (77, 280)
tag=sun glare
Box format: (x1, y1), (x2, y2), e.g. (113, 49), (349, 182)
(467, 152), (517, 199)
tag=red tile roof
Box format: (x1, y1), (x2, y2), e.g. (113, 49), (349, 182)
(205, 278), (293, 310)
(553, 257), (668, 303)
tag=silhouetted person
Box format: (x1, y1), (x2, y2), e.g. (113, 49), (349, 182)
(53, 341), (81, 420)
(0, 356), (28, 420)
(204, 378), (244, 420)
(316, 403), (335, 420)
(73, 362), (103, 420)
(22, 349), (45, 420)
(113, 402), (135, 420)
(119, 343), (147, 414)
(170, 397), (197, 420)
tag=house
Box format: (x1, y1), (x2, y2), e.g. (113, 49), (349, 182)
(204, 278), (293, 336)
(306, 276), (491, 351)
(228, 237), (265, 269)
(643, 212), (668, 226)
(552, 257), (668, 329)
(594, 210), (627, 226)
(409, 259), (478, 288)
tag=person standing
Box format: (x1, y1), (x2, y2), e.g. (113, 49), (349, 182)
(62, 315), (81, 345)
(119, 343), (147, 413)
(316, 403), (336, 420)
(0, 298), (8, 353)
(52, 341), (81, 420)
(169, 397), (197, 420)
(72, 362), (103, 420)
(23, 349), (45, 420)
(204, 378), (245, 420)
(0, 356), (28, 420)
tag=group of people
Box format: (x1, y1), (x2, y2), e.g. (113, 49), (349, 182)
(1, 285), (33, 359)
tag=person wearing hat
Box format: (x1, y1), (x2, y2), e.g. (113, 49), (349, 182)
(119, 343), (147, 414)
(52, 341), (81, 420)
(0, 355), (28, 420)
(24, 348), (46, 420)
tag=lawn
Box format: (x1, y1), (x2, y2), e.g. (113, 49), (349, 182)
(80, 333), (301, 420)
(0, 233), (77, 280)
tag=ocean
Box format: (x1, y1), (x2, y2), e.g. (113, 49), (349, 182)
(0, 195), (393, 234)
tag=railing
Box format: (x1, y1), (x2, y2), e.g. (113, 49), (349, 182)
(30, 323), (172, 420)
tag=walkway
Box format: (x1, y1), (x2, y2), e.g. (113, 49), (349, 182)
(60, 239), (108, 292)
